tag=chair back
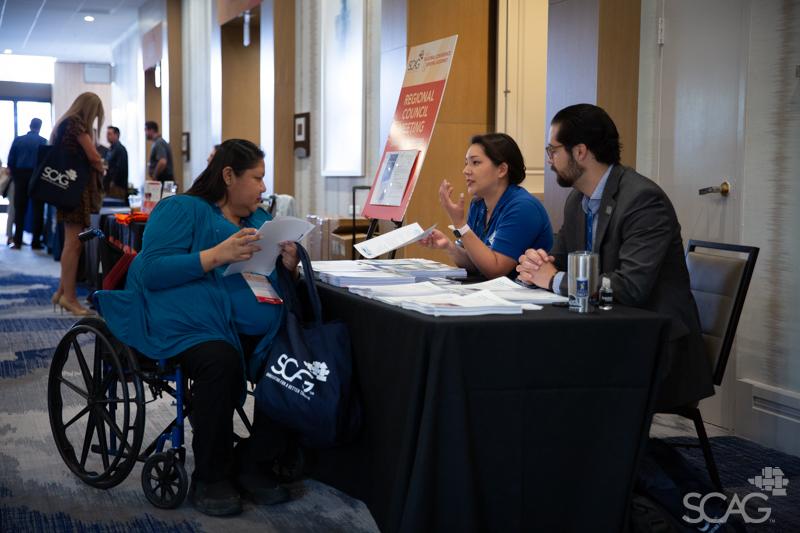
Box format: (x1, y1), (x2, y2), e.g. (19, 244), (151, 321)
(686, 240), (758, 386)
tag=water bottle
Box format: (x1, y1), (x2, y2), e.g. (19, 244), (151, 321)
(599, 276), (613, 310)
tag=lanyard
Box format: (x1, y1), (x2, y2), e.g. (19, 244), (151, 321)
(585, 210), (594, 251)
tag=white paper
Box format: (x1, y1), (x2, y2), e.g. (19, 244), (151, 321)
(371, 150), (418, 206)
(460, 277), (570, 304)
(224, 216), (314, 276)
(354, 223), (437, 259)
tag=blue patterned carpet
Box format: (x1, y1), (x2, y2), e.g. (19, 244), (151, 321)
(0, 272), (378, 533)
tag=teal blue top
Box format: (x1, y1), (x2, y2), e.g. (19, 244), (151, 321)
(95, 194), (285, 381)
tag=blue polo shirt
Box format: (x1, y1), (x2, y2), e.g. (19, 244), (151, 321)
(466, 184), (553, 262)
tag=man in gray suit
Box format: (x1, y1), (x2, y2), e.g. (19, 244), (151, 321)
(517, 103), (713, 410)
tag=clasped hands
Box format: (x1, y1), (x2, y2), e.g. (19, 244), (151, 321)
(516, 248), (558, 290)
(419, 180), (466, 251)
(216, 228), (300, 271)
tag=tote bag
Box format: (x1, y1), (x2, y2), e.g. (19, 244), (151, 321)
(255, 243), (361, 448)
(30, 142), (90, 210)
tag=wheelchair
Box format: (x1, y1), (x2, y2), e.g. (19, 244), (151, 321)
(48, 315), (201, 508)
(46, 231), (291, 510)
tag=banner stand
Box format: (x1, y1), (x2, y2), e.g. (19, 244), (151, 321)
(356, 35), (458, 260)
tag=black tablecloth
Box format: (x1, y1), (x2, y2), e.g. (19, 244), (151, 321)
(311, 285), (669, 533)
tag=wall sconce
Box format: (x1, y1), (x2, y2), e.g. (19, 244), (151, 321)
(243, 10), (251, 47)
(154, 61), (161, 88)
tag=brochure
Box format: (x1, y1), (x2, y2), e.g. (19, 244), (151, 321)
(354, 223), (437, 259)
(224, 216), (314, 277)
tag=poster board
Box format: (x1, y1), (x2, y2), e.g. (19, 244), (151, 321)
(362, 35), (457, 221)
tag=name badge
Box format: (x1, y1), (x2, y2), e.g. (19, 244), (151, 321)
(242, 273), (283, 304)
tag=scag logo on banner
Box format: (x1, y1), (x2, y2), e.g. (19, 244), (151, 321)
(683, 467), (789, 525)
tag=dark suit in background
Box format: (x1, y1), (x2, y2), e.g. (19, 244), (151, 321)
(552, 165), (714, 410)
(104, 140), (129, 200)
(7, 129), (47, 248)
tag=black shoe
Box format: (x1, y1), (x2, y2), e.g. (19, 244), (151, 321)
(188, 479), (242, 516)
(31, 242), (44, 250)
(236, 470), (291, 506)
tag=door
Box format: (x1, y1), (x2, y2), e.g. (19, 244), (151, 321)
(639, 0), (748, 430)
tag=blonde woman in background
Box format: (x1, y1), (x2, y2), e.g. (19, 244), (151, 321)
(50, 92), (106, 316)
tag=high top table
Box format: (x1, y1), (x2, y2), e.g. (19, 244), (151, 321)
(310, 284), (669, 533)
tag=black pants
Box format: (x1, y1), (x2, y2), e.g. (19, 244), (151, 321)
(177, 339), (290, 483)
(12, 168), (44, 247)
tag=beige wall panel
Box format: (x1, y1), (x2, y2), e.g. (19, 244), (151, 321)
(218, 0), (262, 25)
(597, 0), (639, 167)
(167, 0), (184, 186)
(52, 63), (112, 144)
(221, 12), (261, 144)
(273, 0), (295, 195)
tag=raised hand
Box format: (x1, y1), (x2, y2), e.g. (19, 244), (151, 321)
(438, 179), (466, 227)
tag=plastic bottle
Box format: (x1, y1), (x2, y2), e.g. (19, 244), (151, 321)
(599, 276), (613, 310)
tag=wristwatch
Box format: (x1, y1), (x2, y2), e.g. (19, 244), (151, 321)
(452, 224), (471, 239)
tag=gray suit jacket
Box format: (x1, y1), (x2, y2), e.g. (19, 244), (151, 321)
(552, 165), (714, 409)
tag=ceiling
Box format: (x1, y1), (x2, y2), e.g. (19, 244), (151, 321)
(0, 0), (149, 63)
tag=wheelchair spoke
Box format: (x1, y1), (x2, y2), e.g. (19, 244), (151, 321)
(79, 411), (96, 468)
(96, 406), (133, 455)
(164, 483), (176, 499)
(63, 405), (91, 430)
(72, 340), (93, 393)
(93, 341), (104, 392)
(93, 408), (111, 470)
(58, 377), (89, 400)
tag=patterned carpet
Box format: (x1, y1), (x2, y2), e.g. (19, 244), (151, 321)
(0, 272), (379, 533)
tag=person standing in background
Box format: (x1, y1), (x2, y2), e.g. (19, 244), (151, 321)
(145, 121), (174, 183)
(51, 92), (106, 316)
(7, 118), (47, 250)
(104, 126), (129, 201)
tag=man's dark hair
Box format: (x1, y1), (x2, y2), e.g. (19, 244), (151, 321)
(551, 104), (621, 166)
(145, 121), (159, 132)
(107, 126), (120, 136)
(30, 118), (42, 131)
(469, 133), (527, 185)
(186, 139), (264, 203)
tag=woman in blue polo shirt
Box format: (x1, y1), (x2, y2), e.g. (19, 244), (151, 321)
(420, 133), (553, 278)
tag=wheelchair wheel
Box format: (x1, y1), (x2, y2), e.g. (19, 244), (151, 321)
(48, 317), (145, 489)
(141, 450), (188, 509)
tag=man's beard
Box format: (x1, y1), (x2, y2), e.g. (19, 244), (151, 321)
(552, 155), (583, 188)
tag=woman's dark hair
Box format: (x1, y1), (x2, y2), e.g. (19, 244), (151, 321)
(186, 139), (265, 203)
(551, 104), (621, 165)
(469, 133), (526, 185)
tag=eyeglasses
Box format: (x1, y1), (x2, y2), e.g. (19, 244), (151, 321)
(545, 144), (565, 158)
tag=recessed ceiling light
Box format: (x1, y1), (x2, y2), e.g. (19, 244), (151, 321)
(83, 15), (95, 22)
(2, 49), (12, 54)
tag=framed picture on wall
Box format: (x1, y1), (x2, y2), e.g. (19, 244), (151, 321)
(320, 0), (365, 177)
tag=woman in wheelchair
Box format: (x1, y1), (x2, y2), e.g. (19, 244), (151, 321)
(95, 139), (298, 516)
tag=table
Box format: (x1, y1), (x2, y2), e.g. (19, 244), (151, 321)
(311, 285), (670, 533)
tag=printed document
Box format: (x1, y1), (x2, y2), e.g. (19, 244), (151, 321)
(354, 222), (436, 259)
(224, 216), (314, 276)
(370, 150), (419, 206)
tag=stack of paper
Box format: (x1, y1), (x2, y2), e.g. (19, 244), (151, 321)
(362, 258), (468, 281)
(318, 271), (416, 287)
(459, 276), (570, 304)
(381, 290), (523, 317)
(347, 281), (450, 300)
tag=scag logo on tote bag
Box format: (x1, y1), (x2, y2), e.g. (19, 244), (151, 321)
(266, 353), (330, 400)
(40, 166), (79, 189)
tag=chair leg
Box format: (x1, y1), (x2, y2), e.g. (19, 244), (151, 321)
(687, 407), (723, 492)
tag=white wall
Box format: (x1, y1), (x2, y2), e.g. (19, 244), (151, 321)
(294, 0), (383, 218)
(181, 0), (221, 188)
(638, 0), (800, 455)
(111, 26), (146, 189)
